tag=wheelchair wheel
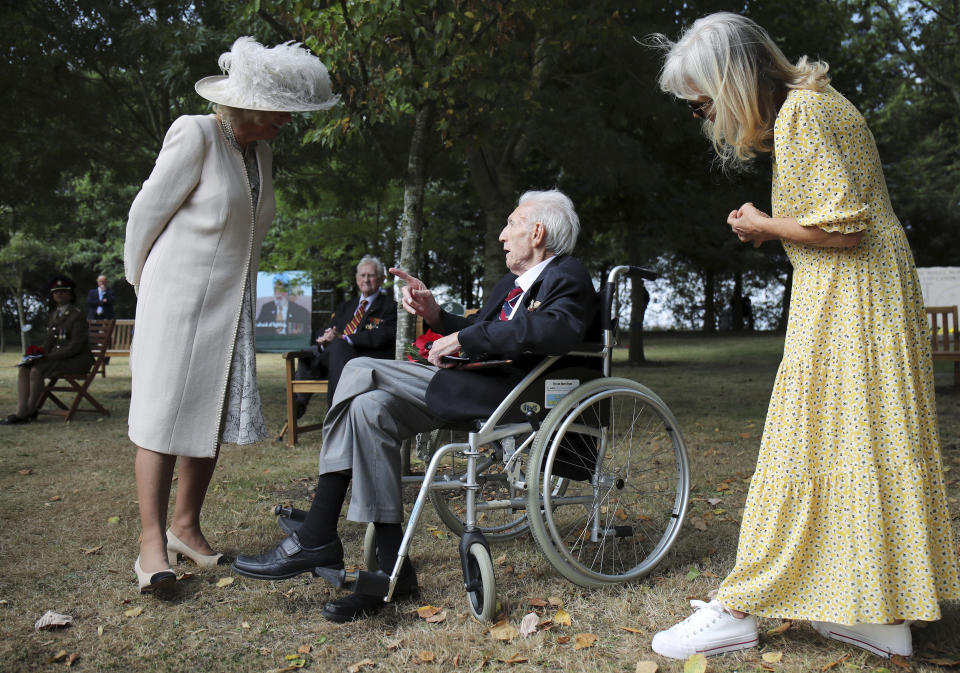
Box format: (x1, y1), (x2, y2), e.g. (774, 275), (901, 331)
(429, 442), (532, 542)
(527, 377), (689, 588)
(362, 522), (378, 572)
(464, 542), (497, 621)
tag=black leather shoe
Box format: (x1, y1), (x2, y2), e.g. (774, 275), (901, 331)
(231, 533), (343, 580)
(321, 561), (419, 623)
(0, 414), (28, 425)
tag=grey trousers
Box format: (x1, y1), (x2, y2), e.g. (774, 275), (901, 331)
(318, 357), (448, 523)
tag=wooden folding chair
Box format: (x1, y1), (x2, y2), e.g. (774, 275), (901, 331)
(926, 305), (960, 387)
(276, 350), (328, 447)
(38, 319), (115, 422)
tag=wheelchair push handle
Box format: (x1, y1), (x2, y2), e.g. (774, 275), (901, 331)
(602, 265), (657, 331)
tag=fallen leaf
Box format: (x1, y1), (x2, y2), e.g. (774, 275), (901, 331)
(17, 468), (32, 475)
(819, 654), (849, 671)
(259, 647), (273, 655)
(82, 545), (103, 555)
(684, 653), (707, 673)
(689, 516), (708, 531)
(348, 660), (374, 673)
(34, 611), (74, 631)
(66, 653), (80, 666)
(615, 508), (628, 520)
(547, 596), (563, 607)
(528, 597), (548, 608)
(706, 497), (722, 506)
(50, 650), (68, 663)
(891, 655), (910, 670)
(124, 606), (143, 618)
(297, 645), (312, 654)
(241, 621), (250, 629)
(739, 432), (752, 439)
(502, 653), (528, 664)
(574, 633), (597, 650)
(685, 567), (701, 581)
(557, 635), (570, 644)
(107, 516), (120, 525)
(384, 638), (402, 650)
(425, 610), (447, 623)
(554, 608), (572, 626)
(495, 554), (508, 564)
(97, 625), (103, 637)
(621, 626), (644, 634)
(519, 612), (539, 637)
(922, 657), (960, 666)
(766, 621), (792, 635)
(490, 621), (519, 641)
(635, 662), (659, 673)
(49, 495), (62, 502)
(417, 650), (435, 662)
(417, 605), (441, 619)
(216, 576), (234, 588)
(762, 651), (783, 663)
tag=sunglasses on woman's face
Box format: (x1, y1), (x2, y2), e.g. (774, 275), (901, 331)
(686, 98), (712, 119)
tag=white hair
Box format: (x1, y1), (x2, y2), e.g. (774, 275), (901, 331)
(357, 255), (385, 278)
(650, 12), (830, 166)
(517, 189), (580, 256)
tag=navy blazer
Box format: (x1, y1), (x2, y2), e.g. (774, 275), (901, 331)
(86, 287), (116, 320)
(325, 290), (397, 359)
(425, 255), (598, 422)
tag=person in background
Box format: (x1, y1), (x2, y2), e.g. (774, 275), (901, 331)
(2, 275), (94, 425)
(648, 12), (959, 660)
(293, 255), (397, 416)
(124, 36), (338, 593)
(86, 275), (116, 320)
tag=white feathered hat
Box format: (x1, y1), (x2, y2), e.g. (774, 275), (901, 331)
(195, 36), (339, 112)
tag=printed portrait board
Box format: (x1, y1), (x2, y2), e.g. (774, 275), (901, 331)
(255, 271), (312, 352)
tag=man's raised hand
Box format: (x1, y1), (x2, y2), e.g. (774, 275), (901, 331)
(389, 267), (440, 324)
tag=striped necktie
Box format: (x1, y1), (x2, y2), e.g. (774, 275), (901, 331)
(343, 299), (368, 335)
(499, 287), (523, 321)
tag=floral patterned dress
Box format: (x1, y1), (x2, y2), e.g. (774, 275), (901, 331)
(219, 119), (268, 446)
(715, 87), (960, 624)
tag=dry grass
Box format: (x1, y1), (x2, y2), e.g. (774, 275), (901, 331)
(0, 334), (957, 673)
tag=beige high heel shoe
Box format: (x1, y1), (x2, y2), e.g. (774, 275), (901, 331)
(134, 556), (176, 593)
(166, 529), (230, 567)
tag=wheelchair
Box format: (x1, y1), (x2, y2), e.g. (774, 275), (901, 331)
(276, 265), (690, 620)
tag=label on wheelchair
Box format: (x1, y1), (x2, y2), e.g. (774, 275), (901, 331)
(544, 379), (579, 408)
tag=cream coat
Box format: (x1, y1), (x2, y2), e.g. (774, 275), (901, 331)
(124, 115), (275, 457)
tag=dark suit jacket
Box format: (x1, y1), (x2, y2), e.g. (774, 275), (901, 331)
(256, 299), (312, 335)
(86, 287), (116, 320)
(425, 255), (598, 422)
(324, 290), (397, 359)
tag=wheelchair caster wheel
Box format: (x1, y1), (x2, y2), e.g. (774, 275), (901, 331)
(463, 542), (496, 621)
(362, 522), (378, 572)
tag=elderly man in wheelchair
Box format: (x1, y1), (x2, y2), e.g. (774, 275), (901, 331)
(233, 188), (689, 623)
(233, 188), (597, 614)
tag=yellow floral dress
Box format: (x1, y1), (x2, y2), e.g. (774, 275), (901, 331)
(716, 86), (960, 624)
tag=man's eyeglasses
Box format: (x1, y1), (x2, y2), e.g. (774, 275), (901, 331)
(686, 98), (712, 119)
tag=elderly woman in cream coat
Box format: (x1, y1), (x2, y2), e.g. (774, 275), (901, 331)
(125, 37), (337, 592)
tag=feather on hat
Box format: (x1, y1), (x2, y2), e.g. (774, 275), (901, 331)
(195, 37), (339, 112)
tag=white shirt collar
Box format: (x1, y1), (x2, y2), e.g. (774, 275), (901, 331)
(515, 256), (555, 292)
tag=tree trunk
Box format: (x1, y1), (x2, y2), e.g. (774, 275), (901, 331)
(731, 271), (744, 331)
(469, 146), (516, 298)
(778, 267), (793, 332)
(394, 101), (434, 359)
(702, 268), (716, 333)
(627, 280), (650, 365)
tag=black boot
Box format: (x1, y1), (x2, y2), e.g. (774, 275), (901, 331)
(321, 559), (419, 623)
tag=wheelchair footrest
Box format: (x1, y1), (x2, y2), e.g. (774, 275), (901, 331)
(312, 567), (391, 597)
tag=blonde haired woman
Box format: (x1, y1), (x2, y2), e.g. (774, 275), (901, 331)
(649, 12), (959, 659)
(125, 37), (337, 592)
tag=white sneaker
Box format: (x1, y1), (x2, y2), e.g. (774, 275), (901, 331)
(651, 600), (759, 659)
(811, 621), (912, 658)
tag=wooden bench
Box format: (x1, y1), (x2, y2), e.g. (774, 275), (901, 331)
(95, 318), (134, 377)
(926, 306), (960, 387)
